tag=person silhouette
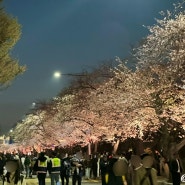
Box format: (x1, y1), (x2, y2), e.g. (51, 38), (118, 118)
(169, 152), (183, 185)
(134, 153), (157, 185)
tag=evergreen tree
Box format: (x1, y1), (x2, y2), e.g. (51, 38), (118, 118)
(0, 0), (26, 89)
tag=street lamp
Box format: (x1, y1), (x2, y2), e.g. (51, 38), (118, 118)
(53, 71), (61, 78)
(53, 71), (113, 78)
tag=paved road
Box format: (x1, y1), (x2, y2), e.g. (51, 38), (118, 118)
(2, 176), (185, 185)
(24, 176), (169, 185)
(25, 177), (101, 185)
(24, 176), (185, 185)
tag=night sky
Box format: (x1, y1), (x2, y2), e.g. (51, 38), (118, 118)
(0, 0), (177, 134)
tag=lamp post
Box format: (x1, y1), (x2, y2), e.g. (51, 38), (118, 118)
(9, 129), (14, 144)
(53, 71), (89, 78)
(53, 71), (113, 78)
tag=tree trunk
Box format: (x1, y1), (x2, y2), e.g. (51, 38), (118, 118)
(168, 139), (185, 160)
(112, 139), (120, 155)
(135, 139), (144, 155)
(94, 141), (98, 153)
(88, 142), (91, 155)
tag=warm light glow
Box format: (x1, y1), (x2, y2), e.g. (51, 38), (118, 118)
(53, 71), (61, 78)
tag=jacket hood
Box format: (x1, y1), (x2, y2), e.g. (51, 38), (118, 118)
(38, 152), (47, 162)
(38, 156), (47, 162)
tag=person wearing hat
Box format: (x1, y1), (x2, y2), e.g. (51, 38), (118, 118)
(134, 153), (157, 185)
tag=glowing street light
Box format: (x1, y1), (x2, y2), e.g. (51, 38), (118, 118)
(53, 71), (61, 78)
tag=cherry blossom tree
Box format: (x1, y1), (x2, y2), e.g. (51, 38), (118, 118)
(133, 0), (185, 155)
(4, 1), (185, 157)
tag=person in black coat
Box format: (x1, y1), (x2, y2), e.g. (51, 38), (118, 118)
(91, 154), (98, 179)
(0, 154), (5, 177)
(169, 152), (183, 185)
(71, 156), (84, 185)
(99, 155), (109, 185)
(60, 156), (71, 185)
(105, 156), (121, 185)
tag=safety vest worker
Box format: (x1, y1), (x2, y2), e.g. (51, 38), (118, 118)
(33, 152), (48, 174)
(37, 160), (48, 173)
(49, 157), (61, 173)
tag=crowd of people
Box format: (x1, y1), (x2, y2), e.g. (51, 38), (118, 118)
(0, 147), (183, 185)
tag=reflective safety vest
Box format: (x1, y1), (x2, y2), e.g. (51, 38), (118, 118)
(50, 157), (61, 173)
(37, 160), (48, 173)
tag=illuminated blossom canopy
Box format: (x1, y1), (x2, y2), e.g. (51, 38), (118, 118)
(3, 1), (185, 153)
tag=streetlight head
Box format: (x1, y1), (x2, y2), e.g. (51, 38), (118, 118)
(53, 71), (61, 78)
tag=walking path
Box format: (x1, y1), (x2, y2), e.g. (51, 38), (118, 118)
(22, 176), (185, 185)
(1, 176), (185, 185)
(23, 177), (100, 185)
